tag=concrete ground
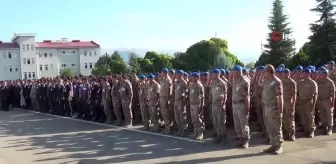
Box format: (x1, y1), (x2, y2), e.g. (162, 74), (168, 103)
(0, 109), (334, 164)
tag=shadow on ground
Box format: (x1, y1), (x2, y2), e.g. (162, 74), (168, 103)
(0, 109), (273, 163)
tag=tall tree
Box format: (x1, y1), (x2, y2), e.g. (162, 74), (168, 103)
(128, 52), (141, 73)
(257, 0), (296, 66)
(308, 0), (336, 65)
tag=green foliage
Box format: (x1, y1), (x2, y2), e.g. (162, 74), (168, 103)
(257, 0), (296, 66)
(307, 0), (336, 65)
(245, 62), (256, 69)
(93, 37), (243, 74)
(287, 48), (311, 69)
(60, 68), (73, 78)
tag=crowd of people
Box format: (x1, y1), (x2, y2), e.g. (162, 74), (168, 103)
(0, 61), (335, 156)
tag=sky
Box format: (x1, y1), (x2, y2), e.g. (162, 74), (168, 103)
(0, 0), (318, 62)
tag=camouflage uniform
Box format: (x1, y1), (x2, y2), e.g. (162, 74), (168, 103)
(173, 78), (188, 135)
(147, 80), (160, 132)
(281, 77), (297, 140)
(119, 79), (133, 127)
(160, 76), (173, 133)
(139, 80), (150, 129)
(188, 80), (205, 140)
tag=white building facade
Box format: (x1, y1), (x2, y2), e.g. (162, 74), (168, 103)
(0, 33), (101, 80)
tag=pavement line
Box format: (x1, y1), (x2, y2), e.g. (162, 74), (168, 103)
(15, 108), (205, 143)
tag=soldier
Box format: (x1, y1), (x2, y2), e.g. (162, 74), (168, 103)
(130, 73), (141, 124)
(90, 79), (102, 121)
(147, 74), (160, 132)
(23, 80), (31, 109)
(102, 77), (113, 124)
(47, 79), (54, 113)
(259, 64), (284, 155)
(119, 75), (133, 127)
(41, 79), (48, 113)
(138, 75), (149, 130)
(111, 75), (122, 125)
(231, 65), (250, 148)
(30, 80), (39, 111)
(281, 69), (297, 141)
(0, 81), (10, 111)
(255, 66), (265, 133)
(79, 78), (91, 120)
(317, 68), (335, 135)
(73, 78), (82, 118)
(210, 68), (228, 143)
(60, 79), (72, 116)
(173, 70), (188, 136)
(188, 72), (205, 140)
(201, 72), (211, 130)
(297, 68), (318, 137)
(160, 68), (173, 134)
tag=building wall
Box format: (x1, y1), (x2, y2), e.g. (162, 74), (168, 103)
(57, 48), (80, 76)
(36, 48), (59, 78)
(13, 36), (38, 80)
(79, 48), (101, 76)
(0, 48), (21, 80)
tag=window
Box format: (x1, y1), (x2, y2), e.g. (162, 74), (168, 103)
(23, 58), (26, 64)
(31, 44), (34, 50)
(27, 59), (31, 64)
(61, 64), (66, 67)
(31, 58), (35, 64)
(26, 45), (29, 50)
(2, 52), (6, 58)
(89, 63), (92, 68)
(94, 51), (97, 56)
(71, 64), (75, 67)
(28, 72), (31, 78)
(84, 50), (87, 56)
(39, 53), (42, 57)
(73, 51), (75, 53)
(45, 65), (48, 71)
(32, 72), (35, 78)
(89, 52), (92, 56)
(49, 53), (52, 57)
(84, 63), (87, 69)
(9, 66), (12, 72)
(22, 45), (25, 50)
(62, 51), (65, 54)
(8, 52), (11, 58)
(24, 72), (27, 79)
(40, 65), (43, 71)
(44, 53), (47, 57)
(15, 67), (18, 72)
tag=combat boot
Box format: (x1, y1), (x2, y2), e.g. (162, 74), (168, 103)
(263, 145), (276, 153)
(273, 146), (283, 155)
(143, 124), (150, 131)
(288, 132), (295, 141)
(221, 134), (227, 144)
(196, 133), (204, 140)
(242, 138), (249, 149)
(213, 135), (222, 143)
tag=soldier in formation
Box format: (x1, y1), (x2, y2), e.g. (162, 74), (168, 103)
(2, 61), (336, 155)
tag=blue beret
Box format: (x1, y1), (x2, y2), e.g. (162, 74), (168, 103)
(249, 68), (256, 72)
(170, 69), (175, 74)
(233, 65), (243, 71)
(183, 72), (189, 76)
(283, 69), (290, 73)
(242, 68), (248, 73)
(220, 69), (226, 74)
(161, 68), (169, 73)
(147, 73), (155, 79)
(202, 72), (209, 76)
(257, 66), (265, 71)
(328, 61), (335, 65)
(278, 64), (285, 68)
(275, 68), (282, 73)
(191, 72), (200, 77)
(176, 70), (184, 74)
(303, 68), (311, 73)
(296, 66), (303, 71)
(321, 69), (328, 74)
(138, 75), (146, 79)
(211, 68), (220, 73)
(226, 69), (231, 74)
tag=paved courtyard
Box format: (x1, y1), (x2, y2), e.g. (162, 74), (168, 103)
(0, 109), (334, 164)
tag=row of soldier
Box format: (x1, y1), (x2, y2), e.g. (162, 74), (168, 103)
(1, 62), (336, 155)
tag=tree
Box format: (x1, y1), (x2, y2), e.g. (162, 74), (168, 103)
(308, 0), (336, 65)
(257, 0), (296, 66)
(287, 48), (311, 69)
(143, 51), (173, 72)
(60, 68), (73, 78)
(128, 52), (141, 73)
(245, 62), (256, 69)
(110, 51), (128, 73)
(92, 51), (128, 75)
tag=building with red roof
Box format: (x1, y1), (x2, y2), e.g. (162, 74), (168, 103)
(0, 33), (101, 80)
